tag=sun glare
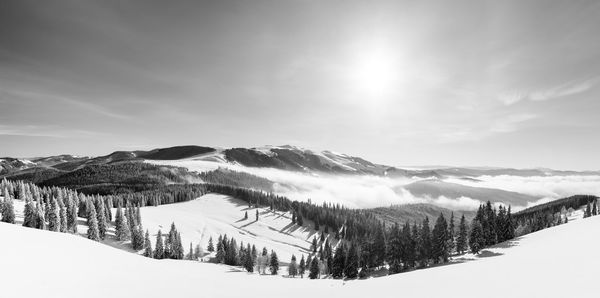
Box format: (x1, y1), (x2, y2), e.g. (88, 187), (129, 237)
(351, 47), (399, 97)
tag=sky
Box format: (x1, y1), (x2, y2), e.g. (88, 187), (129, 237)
(1, 0), (599, 170)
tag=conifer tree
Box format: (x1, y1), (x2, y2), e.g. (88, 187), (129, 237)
(194, 244), (202, 260)
(432, 213), (449, 264)
(96, 199), (108, 240)
(23, 199), (36, 228)
(35, 201), (46, 230)
(143, 230), (153, 257)
(387, 223), (403, 274)
(244, 211), (248, 220)
(331, 244), (346, 278)
(299, 255), (306, 278)
(67, 197), (78, 233)
(593, 200), (598, 216)
(469, 220), (484, 254)
(48, 198), (60, 231)
(456, 214), (468, 254)
(59, 201), (68, 233)
(154, 230), (165, 259)
(207, 236), (214, 252)
(288, 255), (298, 277)
(255, 209), (259, 221)
(187, 242), (194, 260)
(418, 217), (432, 266)
(344, 242), (359, 279)
(269, 250), (279, 275)
(584, 202), (592, 218)
(1, 195), (15, 224)
(308, 257), (320, 279)
(86, 203), (100, 241)
(312, 236), (318, 253)
(448, 212), (456, 254)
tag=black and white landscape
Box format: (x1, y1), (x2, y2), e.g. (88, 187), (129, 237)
(1, 1), (600, 298)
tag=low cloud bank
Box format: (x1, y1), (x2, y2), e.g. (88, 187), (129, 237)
(148, 160), (599, 211)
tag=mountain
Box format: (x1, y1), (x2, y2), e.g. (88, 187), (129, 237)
(403, 179), (540, 206)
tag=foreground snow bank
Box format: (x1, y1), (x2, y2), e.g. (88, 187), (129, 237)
(2, 212), (600, 298)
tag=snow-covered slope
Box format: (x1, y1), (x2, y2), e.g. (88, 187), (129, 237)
(134, 193), (323, 263)
(2, 210), (600, 298)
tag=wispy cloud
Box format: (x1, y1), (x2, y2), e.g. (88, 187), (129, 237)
(498, 77), (598, 105)
(0, 124), (104, 138)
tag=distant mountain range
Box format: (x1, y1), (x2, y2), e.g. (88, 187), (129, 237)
(2, 144), (598, 178)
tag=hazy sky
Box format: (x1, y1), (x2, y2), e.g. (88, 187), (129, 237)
(1, 0), (599, 170)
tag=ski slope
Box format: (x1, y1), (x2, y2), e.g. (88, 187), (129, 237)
(2, 207), (600, 297)
(134, 193), (324, 263)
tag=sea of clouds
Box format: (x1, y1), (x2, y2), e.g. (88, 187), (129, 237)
(149, 159), (600, 211)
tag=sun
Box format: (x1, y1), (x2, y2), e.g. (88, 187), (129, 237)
(350, 47), (399, 96)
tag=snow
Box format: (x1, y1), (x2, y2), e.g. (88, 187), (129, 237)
(133, 193), (323, 263)
(3, 208), (600, 297)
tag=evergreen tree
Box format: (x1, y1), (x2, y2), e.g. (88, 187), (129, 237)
(456, 214), (468, 254)
(387, 223), (403, 274)
(194, 244), (202, 260)
(86, 203), (100, 241)
(143, 230), (153, 257)
(312, 236), (318, 253)
(344, 242), (359, 279)
(59, 201), (68, 233)
(593, 200), (598, 216)
(288, 255), (298, 277)
(331, 244), (346, 278)
(584, 202), (592, 218)
(308, 257), (320, 279)
(469, 220), (484, 254)
(244, 211), (248, 220)
(299, 255), (306, 278)
(432, 213), (449, 264)
(255, 209), (259, 221)
(269, 250), (279, 275)
(448, 212), (456, 254)
(47, 198), (60, 231)
(154, 230), (165, 259)
(207, 236), (215, 252)
(418, 217), (432, 266)
(373, 223), (386, 268)
(67, 197), (78, 233)
(23, 199), (36, 228)
(187, 242), (194, 260)
(96, 199), (107, 240)
(1, 195), (15, 224)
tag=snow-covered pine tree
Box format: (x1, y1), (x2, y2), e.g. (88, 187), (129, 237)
(143, 230), (153, 257)
(59, 199), (68, 233)
(86, 203), (100, 241)
(96, 199), (107, 240)
(48, 197), (60, 232)
(154, 230), (165, 259)
(1, 194), (16, 224)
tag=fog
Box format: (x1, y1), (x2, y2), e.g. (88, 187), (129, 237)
(149, 159), (600, 211)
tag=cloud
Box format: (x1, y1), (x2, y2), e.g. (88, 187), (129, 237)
(0, 124), (103, 138)
(446, 175), (600, 200)
(498, 77), (598, 105)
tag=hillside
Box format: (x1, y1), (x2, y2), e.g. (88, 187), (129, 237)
(133, 193), (326, 263)
(2, 204), (600, 298)
(368, 203), (477, 226)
